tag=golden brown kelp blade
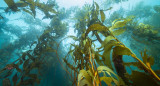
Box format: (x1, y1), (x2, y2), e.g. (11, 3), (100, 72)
(125, 71), (159, 86)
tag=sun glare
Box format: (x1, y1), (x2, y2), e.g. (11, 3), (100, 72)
(41, 0), (92, 9)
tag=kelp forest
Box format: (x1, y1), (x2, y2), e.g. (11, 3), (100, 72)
(0, 0), (160, 86)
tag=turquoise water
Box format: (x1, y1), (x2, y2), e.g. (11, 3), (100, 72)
(0, 0), (160, 86)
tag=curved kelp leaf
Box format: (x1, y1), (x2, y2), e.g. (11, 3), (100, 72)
(97, 66), (125, 85)
(102, 40), (120, 69)
(85, 24), (108, 37)
(98, 35), (115, 49)
(110, 19), (131, 31)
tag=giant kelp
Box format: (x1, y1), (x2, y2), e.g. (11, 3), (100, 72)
(0, 24), (67, 86)
(0, 0), (70, 85)
(4, 0), (57, 18)
(0, 14), (47, 69)
(58, 2), (160, 86)
(0, 0), (160, 86)
(131, 23), (160, 44)
(126, 6), (160, 67)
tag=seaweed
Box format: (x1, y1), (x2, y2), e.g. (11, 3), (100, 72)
(0, 0), (160, 86)
(0, 26), (61, 85)
(58, 2), (160, 86)
(3, 0), (57, 18)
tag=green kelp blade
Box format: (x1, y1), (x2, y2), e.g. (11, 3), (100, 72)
(78, 79), (92, 86)
(78, 70), (92, 85)
(4, 0), (18, 12)
(112, 27), (126, 36)
(100, 10), (105, 23)
(100, 77), (112, 85)
(110, 18), (131, 31)
(97, 66), (117, 78)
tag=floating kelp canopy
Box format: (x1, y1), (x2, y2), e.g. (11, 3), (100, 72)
(0, 0), (160, 86)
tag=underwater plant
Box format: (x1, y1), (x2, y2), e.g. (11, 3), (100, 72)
(0, 0), (160, 86)
(57, 2), (160, 86)
(4, 0), (57, 18)
(127, 16), (160, 45)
